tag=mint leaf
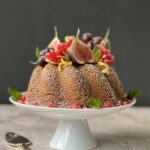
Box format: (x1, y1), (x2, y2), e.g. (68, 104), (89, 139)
(87, 98), (103, 109)
(35, 47), (40, 58)
(7, 87), (22, 101)
(127, 90), (143, 99)
(93, 45), (101, 62)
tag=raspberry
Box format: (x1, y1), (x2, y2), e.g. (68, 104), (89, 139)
(47, 104), (57, 108)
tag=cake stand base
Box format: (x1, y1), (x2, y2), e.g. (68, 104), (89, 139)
(50, 119), (97, 150)
(9, 97), (136, 150)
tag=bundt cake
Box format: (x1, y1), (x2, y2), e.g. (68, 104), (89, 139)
(24, 28), (126, 108)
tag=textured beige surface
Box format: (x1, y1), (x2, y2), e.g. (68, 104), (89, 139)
(0, 105), (150, 150)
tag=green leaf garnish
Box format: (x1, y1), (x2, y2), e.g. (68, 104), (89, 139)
(93, 45), (101, 62)
(7, 87), (22, 101)
(35, 47), (40, 58)
(127, 90), (143, 99)
(87, 98), (103, 109)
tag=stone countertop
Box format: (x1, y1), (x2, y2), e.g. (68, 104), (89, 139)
(0, 105), (150, 150)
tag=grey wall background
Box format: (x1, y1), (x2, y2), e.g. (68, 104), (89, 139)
(0, 0), (149, 105)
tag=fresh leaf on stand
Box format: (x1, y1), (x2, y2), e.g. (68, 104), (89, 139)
(127, 90), (143, 99)
(7, 87), (22, 101)
(87, 98), (103, 109)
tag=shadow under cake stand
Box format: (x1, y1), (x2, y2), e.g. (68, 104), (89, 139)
(9, 97), (136, 150)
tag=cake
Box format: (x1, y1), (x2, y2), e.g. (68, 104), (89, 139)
(23, 28), (126, 108)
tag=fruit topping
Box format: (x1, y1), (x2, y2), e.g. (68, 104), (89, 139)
(98, 61), (110, 75)
(65, 35), (74, 49)
(101, 52), (115, 65)
(82, 33), (93, 43)
(30, 47), (52, 66)
(87, 40), (94, 49)
(100, 28), (111, 50)
(99, 29), (115, 65)
(30, 28), (116, 67)
(58, 58), (72, 71)
(46, 43), (68, 64)
(92, 36), (102, 45)
(47, 27), (60, 49)
(68, 29), (94, 64)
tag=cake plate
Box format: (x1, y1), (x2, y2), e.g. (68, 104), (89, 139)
(9, 97), (136, 150)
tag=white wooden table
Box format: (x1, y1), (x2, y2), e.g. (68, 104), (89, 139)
(0, 105), (150, 150)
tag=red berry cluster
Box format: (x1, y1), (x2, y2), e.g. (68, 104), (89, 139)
(46, 38), (74, 63)
(99, 44), (115, 65)
(18, 96), (26, 104)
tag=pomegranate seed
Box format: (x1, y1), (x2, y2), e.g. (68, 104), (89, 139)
(19, 96), (26, 102)
(115, 100), (124, 107)
(68, 104), (81, 109)
(102, 102), (112, 108)
(47, 104), (57, 108)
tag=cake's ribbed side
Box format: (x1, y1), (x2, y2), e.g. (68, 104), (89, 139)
(80, 64), (117, 102)
(26, 65), (43, 104)
(59, 66), (90, 106)
(105, 66), (125, 99)
(38, 64), (62, 105)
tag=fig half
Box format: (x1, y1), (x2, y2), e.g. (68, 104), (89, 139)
(47, 27), (60, 49)
(68, 29), (94, 64)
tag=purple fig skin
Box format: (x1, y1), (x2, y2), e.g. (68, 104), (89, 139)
(68, 38), (94, 64)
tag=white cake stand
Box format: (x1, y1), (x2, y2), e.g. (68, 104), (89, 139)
(9, 97), (136, 150)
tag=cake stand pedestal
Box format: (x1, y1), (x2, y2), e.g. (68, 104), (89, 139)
(9, 98), (136, 150)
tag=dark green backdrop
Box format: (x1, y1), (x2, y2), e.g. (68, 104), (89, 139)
(0, 0), (148, 105)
